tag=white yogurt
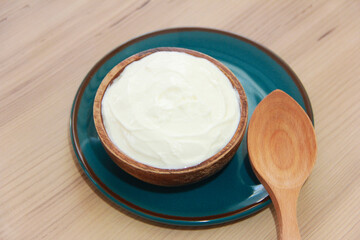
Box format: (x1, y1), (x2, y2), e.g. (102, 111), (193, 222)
(102, 51), (240, 169)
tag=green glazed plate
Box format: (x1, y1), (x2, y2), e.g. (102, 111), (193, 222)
(70, 27), (314, 226)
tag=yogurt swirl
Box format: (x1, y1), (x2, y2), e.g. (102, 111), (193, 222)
(102, 51), (240, 169)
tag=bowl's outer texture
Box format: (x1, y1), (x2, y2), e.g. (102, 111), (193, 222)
(93, 47), (248, 186)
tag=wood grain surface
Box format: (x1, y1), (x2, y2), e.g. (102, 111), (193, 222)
(1, 0), (359, 239)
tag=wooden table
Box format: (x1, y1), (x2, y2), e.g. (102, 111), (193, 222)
(1, 1), (359, 239)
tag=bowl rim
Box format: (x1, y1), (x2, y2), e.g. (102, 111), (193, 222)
(93, 47), (248, 174)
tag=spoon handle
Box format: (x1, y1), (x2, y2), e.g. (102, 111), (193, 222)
(273, 187), (301, 240)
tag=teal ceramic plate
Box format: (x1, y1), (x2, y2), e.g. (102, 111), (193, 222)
(70, 27), (314, 226)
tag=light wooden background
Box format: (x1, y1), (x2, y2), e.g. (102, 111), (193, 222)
(1, 0), (359, 239)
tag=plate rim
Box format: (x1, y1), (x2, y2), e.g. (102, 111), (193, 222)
(70, 27), (314, 226)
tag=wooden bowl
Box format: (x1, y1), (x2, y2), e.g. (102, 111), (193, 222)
(93, 47), (248, 186)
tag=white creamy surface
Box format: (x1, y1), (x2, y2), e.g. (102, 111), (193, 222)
(102, 51), (240, 169)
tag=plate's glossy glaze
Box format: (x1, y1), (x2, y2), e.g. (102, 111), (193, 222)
(70, 27), (314, 226)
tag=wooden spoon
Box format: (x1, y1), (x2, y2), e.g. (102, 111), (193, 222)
(247, 90), (317, 240)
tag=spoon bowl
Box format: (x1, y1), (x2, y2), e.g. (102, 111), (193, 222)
(248, 90), (317, 240)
